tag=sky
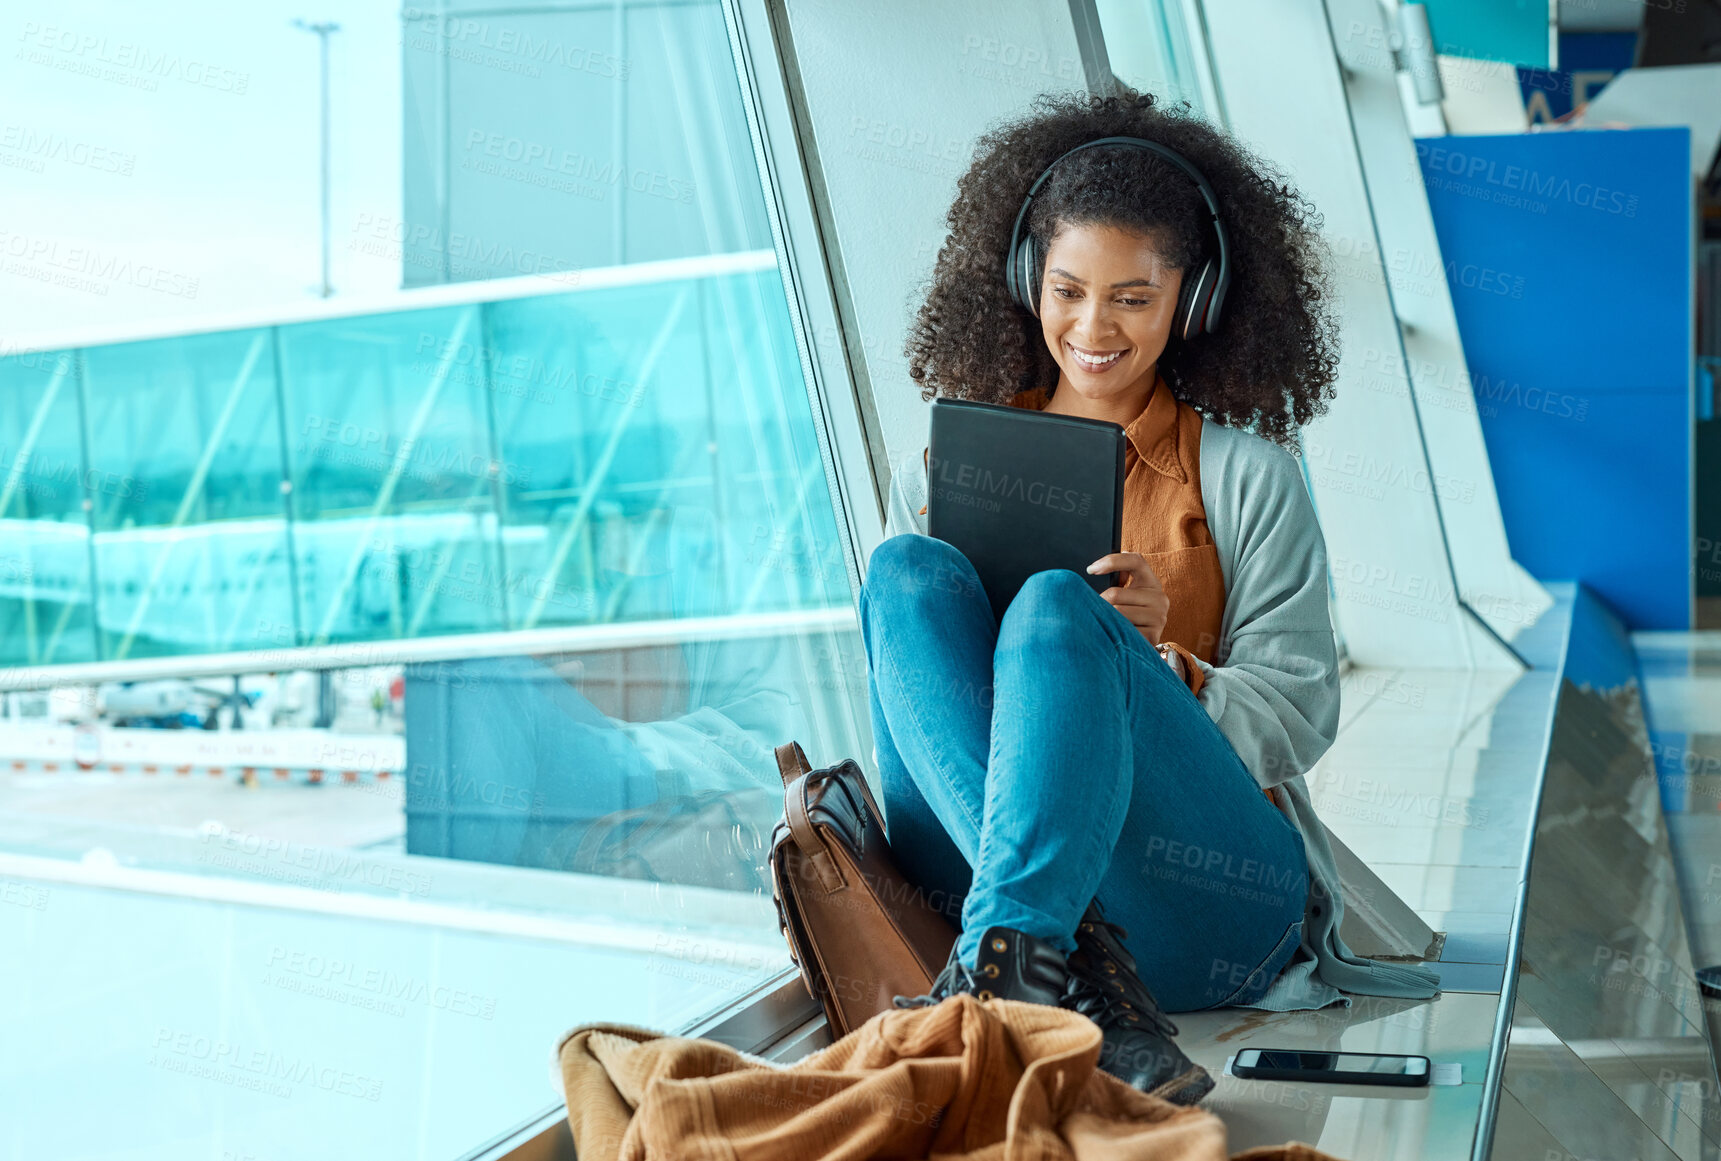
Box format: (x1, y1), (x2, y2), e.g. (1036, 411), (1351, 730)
(1, 0), (404, 349)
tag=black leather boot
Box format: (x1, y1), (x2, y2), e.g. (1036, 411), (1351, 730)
(968, 926), (1069, 1005)
(893, 919), (1212, 1107)
(892, 925), (1067, 1008)
(1065, 900), (1213, 1105)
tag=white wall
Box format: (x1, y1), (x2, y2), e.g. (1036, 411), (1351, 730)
(1328, 0), (1553, 649)
(1201, 0), (1524, 668)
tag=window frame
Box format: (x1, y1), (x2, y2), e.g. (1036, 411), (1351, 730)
(721, 0), (893, 591)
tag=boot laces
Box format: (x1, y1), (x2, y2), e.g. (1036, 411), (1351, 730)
(1069, 914), (1179, 1039)
(1064, 970), (1179, 1039)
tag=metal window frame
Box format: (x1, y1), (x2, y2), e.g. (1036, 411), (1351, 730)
(719, 0), (894, 594)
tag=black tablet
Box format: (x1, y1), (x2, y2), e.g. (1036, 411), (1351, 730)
(926, 397), (1126, 623)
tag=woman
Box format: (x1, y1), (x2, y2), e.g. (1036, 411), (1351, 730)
(861, 89), (1440, 1104)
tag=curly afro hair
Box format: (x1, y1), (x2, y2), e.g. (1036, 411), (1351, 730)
(903, 87), (1338, 452)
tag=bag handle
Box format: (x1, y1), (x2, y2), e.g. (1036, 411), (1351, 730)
(783, 773), (847, 894)
(775, 741), (811, 787)
(776, 740), (893, 896)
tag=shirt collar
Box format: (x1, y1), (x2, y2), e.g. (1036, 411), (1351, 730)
(1007, 374), (1186, 484)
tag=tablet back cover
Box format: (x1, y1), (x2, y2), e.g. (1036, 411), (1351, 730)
(926, 398), (1125, 623)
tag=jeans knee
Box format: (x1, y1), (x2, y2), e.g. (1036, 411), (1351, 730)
(996, 569), (1105, 659)
(864, 533), (979, 606)
(1003, 567), (1094, 623)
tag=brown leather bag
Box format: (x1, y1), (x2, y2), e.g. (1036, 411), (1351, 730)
(768, 741), (958, 1038)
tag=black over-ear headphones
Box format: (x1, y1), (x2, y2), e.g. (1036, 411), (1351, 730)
(1003, 135), (1231, 342)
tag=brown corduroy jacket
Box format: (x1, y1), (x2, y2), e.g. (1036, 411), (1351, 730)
(559, 994), (1340, 1161)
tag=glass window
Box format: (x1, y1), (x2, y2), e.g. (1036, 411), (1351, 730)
(1094, 0), (1210, 114)
(0, 3), (866, 1158)
(0, 351), (97, 666)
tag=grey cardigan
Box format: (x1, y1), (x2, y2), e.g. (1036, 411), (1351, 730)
(880, 417), (1441, 1012)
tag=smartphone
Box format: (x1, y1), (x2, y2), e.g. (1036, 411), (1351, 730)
(1233, 1048), (1429, 1087)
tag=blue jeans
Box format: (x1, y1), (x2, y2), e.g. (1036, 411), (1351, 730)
(859, 533), (1309, 1012)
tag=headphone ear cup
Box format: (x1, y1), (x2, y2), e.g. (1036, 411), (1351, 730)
(1175, 259), (1218, 340)
(1005, 234), (1022, 310)
(1015, 234), (1041, 317)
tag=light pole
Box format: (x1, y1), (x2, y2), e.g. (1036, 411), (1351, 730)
(292, 19), (341, 298)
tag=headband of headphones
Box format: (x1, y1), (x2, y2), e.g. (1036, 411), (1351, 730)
(1003, 135), (1231, 340)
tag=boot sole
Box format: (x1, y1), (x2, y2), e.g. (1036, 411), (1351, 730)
(1148, 1063), (1216, 1106)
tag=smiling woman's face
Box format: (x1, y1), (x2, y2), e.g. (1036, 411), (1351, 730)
(1038, 221), (1184, 407)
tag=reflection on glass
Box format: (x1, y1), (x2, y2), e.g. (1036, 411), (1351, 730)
(1, 265), (852, 658)
(0, 260), (869, 895)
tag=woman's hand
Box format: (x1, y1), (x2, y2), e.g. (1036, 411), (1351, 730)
(1085, 552), (1170, 647)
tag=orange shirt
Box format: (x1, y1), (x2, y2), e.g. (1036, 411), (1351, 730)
(920, 375), (1226, 697)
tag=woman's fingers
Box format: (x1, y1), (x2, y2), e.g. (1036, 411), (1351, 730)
(1100, 587), (1170, 622)
(1099, 577), (1170, 646)
(1088, 555), (1169, 645)
(1086, 551), (1162, 590)
(1101, 584), (1170, 612)
(1086, 551), (1141, 577)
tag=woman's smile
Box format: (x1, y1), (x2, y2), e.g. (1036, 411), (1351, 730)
(1066, 342), (1129, 374)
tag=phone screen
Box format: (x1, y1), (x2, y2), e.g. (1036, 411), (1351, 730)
(1252, 1051), (1425, 1076)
